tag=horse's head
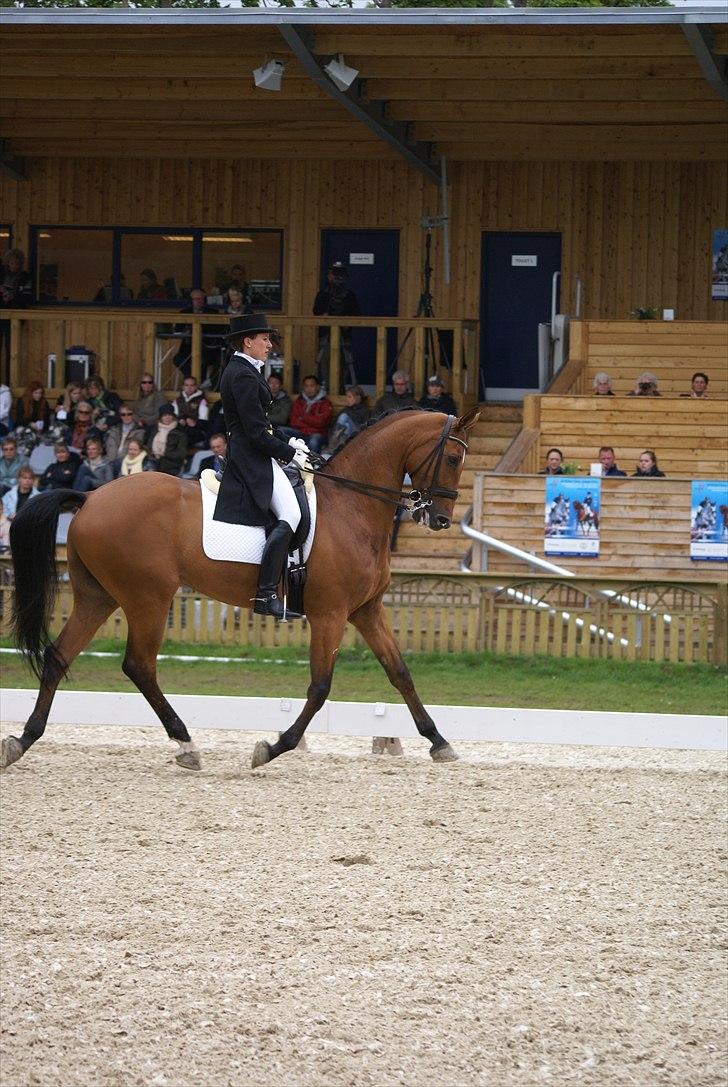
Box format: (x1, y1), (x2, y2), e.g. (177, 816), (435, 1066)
(406, 408), (481, 531)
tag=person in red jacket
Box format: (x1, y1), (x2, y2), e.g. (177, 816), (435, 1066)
(283, 374), (333, 453)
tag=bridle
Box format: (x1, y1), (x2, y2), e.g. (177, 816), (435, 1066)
(311, 415), (468, 514)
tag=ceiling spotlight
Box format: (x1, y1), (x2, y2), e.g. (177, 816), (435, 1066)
(324, 54), (359, 92)
(253, 59), (284, 92)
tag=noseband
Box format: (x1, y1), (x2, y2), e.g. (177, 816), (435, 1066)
(312, 415), (468, 513)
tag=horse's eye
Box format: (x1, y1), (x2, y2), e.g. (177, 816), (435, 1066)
(447, 455), (460, 467)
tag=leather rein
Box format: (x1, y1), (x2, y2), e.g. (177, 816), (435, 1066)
(308, 415), (468, 514)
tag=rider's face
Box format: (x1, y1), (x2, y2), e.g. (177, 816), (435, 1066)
(244, 333), (272, 362)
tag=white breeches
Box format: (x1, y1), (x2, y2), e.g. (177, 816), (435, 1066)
(270, 459), (301, 531)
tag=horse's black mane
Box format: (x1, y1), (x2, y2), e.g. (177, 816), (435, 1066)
(323, 406), (428, 467)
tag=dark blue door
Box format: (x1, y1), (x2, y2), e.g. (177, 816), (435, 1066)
(320, 229), (399, 387)
(480, 231), (561, 399)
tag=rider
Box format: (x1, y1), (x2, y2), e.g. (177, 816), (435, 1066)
(213, 313), (312, 620)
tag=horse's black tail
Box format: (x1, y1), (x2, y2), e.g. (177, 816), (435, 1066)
(9, 489), (87, 679)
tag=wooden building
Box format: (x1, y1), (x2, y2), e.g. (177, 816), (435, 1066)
(1, 8), (726, 398)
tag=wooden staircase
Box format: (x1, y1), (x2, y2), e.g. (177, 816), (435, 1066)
(390, 404), (522, 572)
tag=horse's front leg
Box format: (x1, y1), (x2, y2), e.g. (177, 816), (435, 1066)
(251, 612), (348, 769)
(350, 597), (457, 763)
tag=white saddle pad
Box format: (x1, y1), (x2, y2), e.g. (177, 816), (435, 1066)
(200, 471), (317, 564)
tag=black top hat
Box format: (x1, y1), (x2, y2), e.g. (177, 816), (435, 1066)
(224, 313), (278, 340)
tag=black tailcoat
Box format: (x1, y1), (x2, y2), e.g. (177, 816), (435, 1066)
(213, 353), (295, 526)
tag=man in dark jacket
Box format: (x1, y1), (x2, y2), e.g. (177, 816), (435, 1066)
(313, 262), (360, 389)
(419, 374), (458, 415)
(598, 446), (627, 477)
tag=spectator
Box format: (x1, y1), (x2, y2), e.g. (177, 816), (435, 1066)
(119, 436), (153, 477)
(205, 397), (226, 440)
(593, 372), (615, 396)
(67, 400), (101, 454)
(313, 261), (360, 389)
(283, 374), (333, 453)
(1, 465), (38, 537)
(176, 289), (224, 380)
(174, 376), (209, 449)
(72, 436), (114, 492)
(540, 447), (565, 475)
(104, 405), (146, 463)
(597, 446), (627, 477)
(131, 373), (168, 428)
(681, 371), (710, 399)
(14, 381), (51, 433)
(197, 434), (228, 477)
(223, 264), (249, 300)
(0, 249), (32, 381)
(138, 268), (166, 302)
(266, 371), (292, 427)
(38, 441), (81, 491)
(419, 374), (458, 415)
(53, 381), (84, 426)
(0, 382), (12, 435)
(324, 385), (371, 456)
(93, 274), (132, 303)
(0, 437), (29, 497)
(226, 287), (247, 317)
(632, 450), (665, 478)
(374, 370), (418, 415)
(147, 403), (188, 475)
(628, 371), (661, 397)
(85, 375), (122, 431)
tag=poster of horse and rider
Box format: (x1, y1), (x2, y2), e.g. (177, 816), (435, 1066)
(543, 477), (601, 558)
(690, 480), (728, 562)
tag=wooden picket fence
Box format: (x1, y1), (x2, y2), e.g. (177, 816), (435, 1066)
(0, 562), (725, 665)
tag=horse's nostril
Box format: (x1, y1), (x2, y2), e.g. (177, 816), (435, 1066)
(436, 516), (451, 530)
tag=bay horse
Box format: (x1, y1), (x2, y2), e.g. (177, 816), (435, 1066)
(3, 408), (480, 773)
(572, 499), (599, 535)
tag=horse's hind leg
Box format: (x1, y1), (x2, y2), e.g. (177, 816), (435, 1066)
(1, 586), (116, 769)
(350, 597), (457, 763)
(121, 601), (201, 771)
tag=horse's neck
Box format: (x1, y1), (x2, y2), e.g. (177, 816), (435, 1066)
(322, 423), (410, 534)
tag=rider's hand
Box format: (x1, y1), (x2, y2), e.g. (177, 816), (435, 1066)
(288, 437), (310, 452)
(292, 449), (315, 473)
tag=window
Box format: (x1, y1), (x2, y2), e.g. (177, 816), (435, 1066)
(29, 226), (284, 308)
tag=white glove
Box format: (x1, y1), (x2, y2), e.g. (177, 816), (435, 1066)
(292, 448), (315, 473)
(288, 437), (310, 452)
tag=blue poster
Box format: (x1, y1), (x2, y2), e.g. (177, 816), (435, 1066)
(544, 477), (601, 557)
(690, 480), (728, 561)
(711, 229), (728, 301)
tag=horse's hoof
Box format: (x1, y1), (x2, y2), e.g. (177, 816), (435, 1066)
(0, 736), (24, 770)
(430, 741), (458, 763)
(175, 750), (202, 771)
(251, 740), (272, 769)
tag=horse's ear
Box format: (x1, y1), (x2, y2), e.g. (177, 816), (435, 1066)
(455, 408), (481, 432)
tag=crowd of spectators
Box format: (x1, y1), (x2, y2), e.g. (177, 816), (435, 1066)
(593, 370), (711, 398)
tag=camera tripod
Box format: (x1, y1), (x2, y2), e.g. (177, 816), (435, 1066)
(390, 226), (451, 384)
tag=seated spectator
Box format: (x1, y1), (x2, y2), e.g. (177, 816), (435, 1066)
(119, 436), (153, 477)
(540, 447), (565, 475)
(138, 268), (166, 302)
(593, 372), (615, 396)
(632, 450), (665, 478)
(174, 376), (209, 450)
(53, 381), (84, 426)
(38, 441), (81, 491)
(0, 465), (38, 546)
(681, 371), (709, 399)
(72, 436), (114, 492)
(419, 374), (458, 415)
(266, 371), (292, 427)
(374, 370), (418, 415)
(0, 247), (32, 309)
(147, 403), (188, 475)
(67, 400), (102, 454)
(131, 373), (168, 428)
(597, 446), (627, 477)
(224, 264), (248, 299)
(105, 405), (146, 463)
(14, 381), (51, 433)
(0, 382), (12, 435)
(197, 433), (228, 477)
(282, 374), (333, 453)
(0, 437), (29, 497)
(226, 287), (247, 317)
(175, 289), (224, 380)
(205, 397), (226, 440)
(627, 371), (661, 397)
(324, 385), (371, 456)
(85, 375), (122, 432)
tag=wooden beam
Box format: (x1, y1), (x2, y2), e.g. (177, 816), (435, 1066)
(9, 139), (399, 159)
(390, 100), (727, 123)
(0, 77), (324, 102)
(682, 24), (728, 103)
(412, 122), (725, 144)
(366, 78), (717, 102)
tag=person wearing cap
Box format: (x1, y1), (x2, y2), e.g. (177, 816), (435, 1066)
(146, 402), (188, 476)
(213, 313), (312, 620)
(419, 374), (458, 415)
(312, 261), (360, 390)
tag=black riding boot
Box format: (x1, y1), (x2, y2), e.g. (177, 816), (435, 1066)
(253, 520), (302, 621)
